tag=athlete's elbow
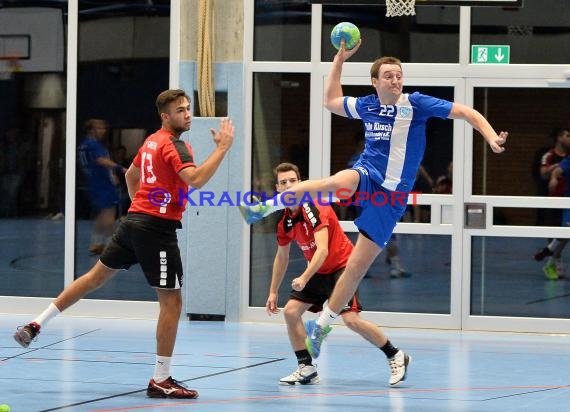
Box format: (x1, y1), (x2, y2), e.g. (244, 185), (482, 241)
(187, 178), (205, 189)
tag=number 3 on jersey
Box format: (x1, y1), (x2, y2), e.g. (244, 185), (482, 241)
(141, 152), (157, 184)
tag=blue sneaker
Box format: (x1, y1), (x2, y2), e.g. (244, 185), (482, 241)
(238, 199), (271, 225)
(305, 320), (332, 359)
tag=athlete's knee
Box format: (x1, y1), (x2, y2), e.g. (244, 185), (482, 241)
(342, 316), (359, 331)
(342, 313), (363, 331)
(282, 303), (302, 322)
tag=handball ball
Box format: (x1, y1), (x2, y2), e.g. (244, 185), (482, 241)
(330, 22), (360, 50)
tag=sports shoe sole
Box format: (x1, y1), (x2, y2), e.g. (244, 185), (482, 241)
(279, 375), (321, 386)
(13, 332), (31, 348)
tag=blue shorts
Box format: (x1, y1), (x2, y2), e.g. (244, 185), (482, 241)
(562, 210), (570, 227)
(87, 184), (119, 212)
(352, 167), (407, 248)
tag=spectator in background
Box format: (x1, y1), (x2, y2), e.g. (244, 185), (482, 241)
(533, 128), (570, 280)
(0, 126), (31, 217)
(78, 119), (126, 254)
(433, 161), (453, 195)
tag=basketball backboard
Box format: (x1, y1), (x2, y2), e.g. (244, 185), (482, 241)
(311, 1), (523, 6)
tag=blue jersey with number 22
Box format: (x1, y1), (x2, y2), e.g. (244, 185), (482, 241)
(344, 92), (452, 193)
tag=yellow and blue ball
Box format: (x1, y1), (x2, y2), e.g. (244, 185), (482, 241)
(330, 22), (361, 50)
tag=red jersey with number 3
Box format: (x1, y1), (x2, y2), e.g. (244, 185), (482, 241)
(129, 128), (195, 221)
(277, 203), (353, 274)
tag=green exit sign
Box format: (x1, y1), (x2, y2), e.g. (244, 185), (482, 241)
(471, 45), (510, 64)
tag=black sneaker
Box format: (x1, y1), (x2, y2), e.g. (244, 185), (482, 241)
(533, 247), (553, 261)
(14, 322), (41, 348)
(147, 376), (199, 399)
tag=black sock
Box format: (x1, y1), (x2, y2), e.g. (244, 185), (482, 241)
(295, 349), (312, 366)
(380, 340), (399, 358)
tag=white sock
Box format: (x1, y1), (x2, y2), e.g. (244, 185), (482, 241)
(153, 355), (172, 382)
(317, 306), (339, 328)
(32, 302), (60, 327)
(390, 255), (402, 271)
(548, 240), (560, 251)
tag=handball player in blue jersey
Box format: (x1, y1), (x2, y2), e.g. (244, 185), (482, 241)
(240, 39), (508, 385)
(78, 119), (125, 254)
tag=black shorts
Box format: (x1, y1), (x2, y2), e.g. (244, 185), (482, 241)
(100, 213), (183, 289)
(289, 268), (362, 314)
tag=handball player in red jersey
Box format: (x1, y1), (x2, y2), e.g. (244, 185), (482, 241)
(14, 89), (234, 399)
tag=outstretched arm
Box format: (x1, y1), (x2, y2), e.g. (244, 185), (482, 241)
(448, 103), (508, 153)
(324, 39), (361, 117)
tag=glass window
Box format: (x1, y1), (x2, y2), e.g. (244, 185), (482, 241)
(254, 0), (312, 61)
(472, 88), (570, 196)
(471, 0), (570, 64)
(357, 233), (451, 314)
(493, 208), (570, 227)
(75, 1), (169, 301)
(250, 72), (310, 306)
(471, 236), (570, 318)
(322, 5), (459, 63)
(0, 3), (67, 297)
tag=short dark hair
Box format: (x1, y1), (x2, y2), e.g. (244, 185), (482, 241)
(370, 56), (402, 79)
(551, 127), (570, 143)
(273, 162), (301, 181)
(155, 89), (190, 116)
(84, 118), (107, 132)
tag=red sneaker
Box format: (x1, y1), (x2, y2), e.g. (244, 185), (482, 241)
(147, 377), (199, 399)
(14, 322), (41, 348)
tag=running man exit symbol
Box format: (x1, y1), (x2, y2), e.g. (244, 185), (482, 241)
(471, 45), (510, 64)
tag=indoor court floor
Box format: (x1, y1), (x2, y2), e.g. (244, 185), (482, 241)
(1, 314), (569, 411)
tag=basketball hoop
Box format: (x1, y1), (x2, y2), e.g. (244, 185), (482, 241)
(385, 0), (416, 17)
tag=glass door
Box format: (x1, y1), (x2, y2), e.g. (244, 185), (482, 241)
(462, 78), (570, 333)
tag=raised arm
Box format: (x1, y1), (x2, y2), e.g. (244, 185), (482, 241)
(178, 117), (234, 188)
(324, 39), (361, 117)
(448, 103), (508, 153)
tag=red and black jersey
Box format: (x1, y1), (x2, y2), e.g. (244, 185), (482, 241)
(541, 149), (566, 196)
(277, 203), (353, 274)
(129, 128), (195, 221)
